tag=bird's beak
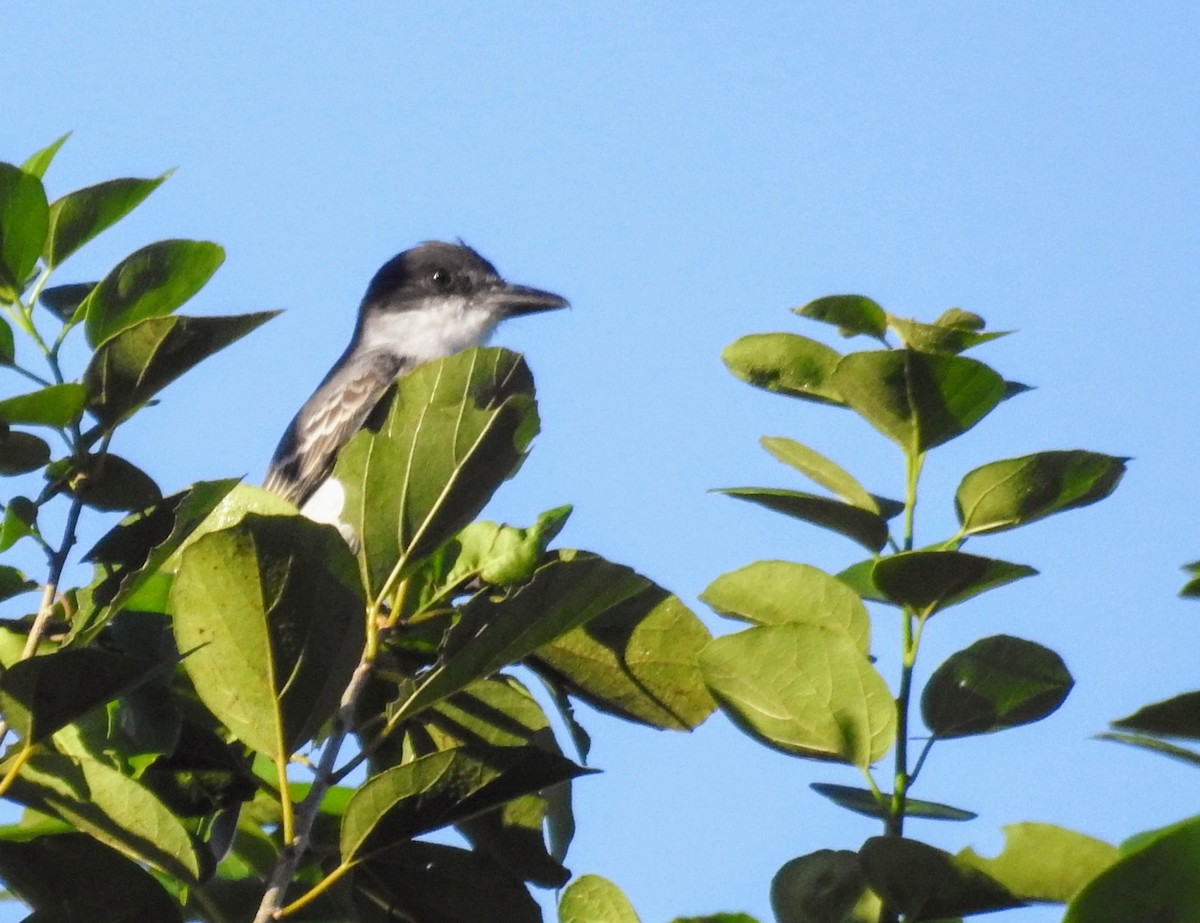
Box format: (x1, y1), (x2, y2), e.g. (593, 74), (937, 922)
(488, 282), (570, 318)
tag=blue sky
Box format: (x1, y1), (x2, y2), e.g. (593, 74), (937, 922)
(3, 4), (1199, 921)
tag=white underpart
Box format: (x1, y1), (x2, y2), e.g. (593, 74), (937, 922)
(358, 294), (502, 361)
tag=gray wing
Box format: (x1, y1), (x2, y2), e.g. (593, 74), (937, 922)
(264, 351), (408, 507)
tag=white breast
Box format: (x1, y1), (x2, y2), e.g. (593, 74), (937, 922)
(359, 296), (501, 363)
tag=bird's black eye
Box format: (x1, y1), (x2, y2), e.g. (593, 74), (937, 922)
(430, 268), (454, 291)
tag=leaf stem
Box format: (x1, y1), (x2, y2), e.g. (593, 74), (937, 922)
(277, 859), (355, 918)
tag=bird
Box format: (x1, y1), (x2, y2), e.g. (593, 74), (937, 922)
(263, 240), (568, 522)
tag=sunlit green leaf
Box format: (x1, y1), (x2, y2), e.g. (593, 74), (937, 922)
(395, 551), (657, 726)
(716, 487), (889, 552)
(887, 314), (1009, 354)
(0, 429), (49, 474)
(80, 239), (224, 345)
(872, 551), (1037, 616)
(833, 349), (1005, 454)
(958, 823), (1118, 903)
(84, 311), (277, 428)
(1064, 816), (1200, 923)
(759, 436), (902, 517)
(335, 347), (539, 597)
(171, 513), (365, 757)
(700, 623), (894, 768)
(701, 560), (870, 651)
(771, 850), (881, 923)
(0, 832), (181, 922)
(20, 134), (70, 180)
(956, 451), (1128, 536)
(10, 751), (203, 882)
(859, 836), (1021, 921)
(0, 383), (87, 428)
(45, 175), (171, 269)
(0, 163), (49, 302)
(559, 874), (642, 923)
(721, 333), (844, 405)
(810, 782), (975, 821)
(922, 635), (1073, 739)
(795, 294), (887, 341)
(532, 582), (715, 730)
(446, 505), (571, 588)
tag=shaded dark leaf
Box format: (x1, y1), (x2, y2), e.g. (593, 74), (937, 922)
(810, 782), (975, 821)
(0, 564), (36, 602)
(68, 453), (162, 512)
(39, 281), (96, 321)
(1112, 691), (1200, 742)
(45, 175), (171, 269)
(872, 550), (1037, 616)
(83, 311), (277, 429)
(0, 429), (50, 474)
(771, 849), (879, 923)
(922, 635), (1073, 739)
(716, 487), (889, 552)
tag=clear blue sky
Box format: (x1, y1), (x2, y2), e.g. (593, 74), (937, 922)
(3, 4), (1199, 921)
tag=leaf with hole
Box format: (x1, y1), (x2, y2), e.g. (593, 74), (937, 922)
(922, 635), (1073, 738)
(701, 560), (870, 651)
(958, 823), (1117, 903)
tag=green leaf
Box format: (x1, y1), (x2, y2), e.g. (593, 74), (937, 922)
(66, 452), (162, 512)
(859, 836), (1021, 921)
(446, 505), (572, 587)
(0, 163), (49, 302)
(721, 333), (845, 405)
(354, 841), (541, 923)
(699, 623), (895, 768)
(871, 551), (1037, 616)
(0, 316), (13, 365)
(795, 294), (888, 340)
(1064, 816), (1200, 923)
(701, 560), (870, 652)
(886, 314), (1009, 354)
(20, 134), (71, 180)
(810, 782), (976, 821)
(922, 635), (1073, 739)
(0, 649), (160, 744)
(1097, 732), (1200, 769)
(559, 874), (643, 923)
(80, 239), (224, 346)
(76, 478), (239, 642)
(39, 281), (96, 321)
(9, 751), (203, 882)
(716, 487), (889, 552)
(935, 307), (986, 331)
(0, 383), (87, 428)
(958, 823), (1118, 903)
(0, 429), (50, 474)
(334, 346), (539, 596)
(0, 564), (36, 601)
(956, 450), (1128, 536)
(531, 581), (715, 731)
(83, 311), (277, 428)
(1112, 691), (1200, 741)
(1182, 561), (1200, 598)
(771, 850), (881, 923)
(395, 551), (659, 726)
(759, 436), (902, 517)
(0, 496), (38, 552)
(44, 175), (171, 270)
(171, 513), (366, 756)
(833, 349), (1006, 454)
(341, 746), (587, 862)
(0, 832), (182, 922)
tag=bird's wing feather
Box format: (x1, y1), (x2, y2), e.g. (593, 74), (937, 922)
(264, 351), (407, 506)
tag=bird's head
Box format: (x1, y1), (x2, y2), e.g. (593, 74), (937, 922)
(354, 241), (568, 359)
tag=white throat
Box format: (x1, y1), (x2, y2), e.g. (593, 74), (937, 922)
(358, 296), (501, 363)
